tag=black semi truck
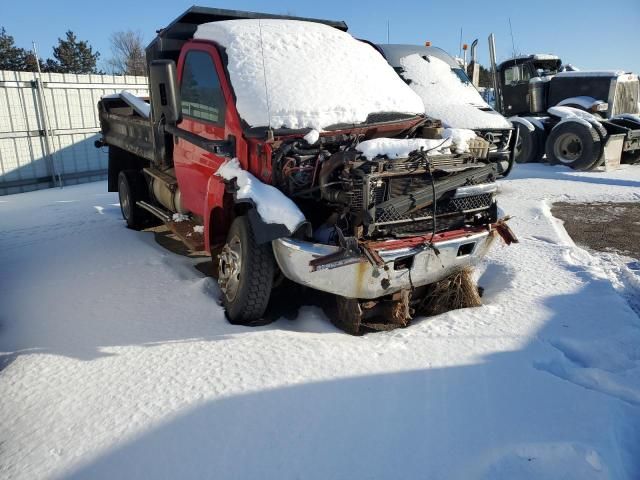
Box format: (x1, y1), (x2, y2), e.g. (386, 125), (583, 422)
(488, 34), (640, 170)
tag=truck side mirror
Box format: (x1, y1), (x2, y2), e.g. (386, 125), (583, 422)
(149, 60), (182, 125)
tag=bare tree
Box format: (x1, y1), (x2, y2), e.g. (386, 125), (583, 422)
(107, 30), (146, 76)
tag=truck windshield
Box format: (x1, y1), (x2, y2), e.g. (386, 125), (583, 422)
(532, 62), (559, 76)
(451, 67), (472, 85)
(393, 53), (510, 130)
(193, 19), (424, 131)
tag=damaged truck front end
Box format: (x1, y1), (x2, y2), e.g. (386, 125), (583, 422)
(100, 9), (517, 334)
(255, 123), (517, 334)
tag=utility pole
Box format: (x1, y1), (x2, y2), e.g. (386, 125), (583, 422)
(32, 42), (62, 188)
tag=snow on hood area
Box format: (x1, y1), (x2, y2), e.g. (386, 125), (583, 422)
(548, 105), (603, 128)
(556, 96), (605, 110)
(194, 20), (425, 130)
(216, 158), (305, 232)
(555, 70), (626, 78)
(398, 53), (511, 130)
(3, 165), (640, 479)
(356, 128), (477, 159)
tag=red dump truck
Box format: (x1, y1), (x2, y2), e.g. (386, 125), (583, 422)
(97, 7), (515, 334)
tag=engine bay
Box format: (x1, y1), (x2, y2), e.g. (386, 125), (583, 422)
(271, 130), (499, 245)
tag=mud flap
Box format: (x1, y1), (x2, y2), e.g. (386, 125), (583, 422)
(603, 134), (625, 171)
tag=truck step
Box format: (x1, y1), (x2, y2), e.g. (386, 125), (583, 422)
(166, 218), (205, 251)
(137, 200), (171, 222)
(137, 201), (205, 251)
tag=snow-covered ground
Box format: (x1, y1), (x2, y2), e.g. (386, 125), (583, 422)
(1, 164), (640, 479)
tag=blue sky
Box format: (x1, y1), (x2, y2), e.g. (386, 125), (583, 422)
(3, 0), (640, 73)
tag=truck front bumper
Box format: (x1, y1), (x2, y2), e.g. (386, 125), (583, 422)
(272, 229), (497, 299)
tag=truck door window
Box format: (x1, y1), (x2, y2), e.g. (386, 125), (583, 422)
(180, 51), (226, 126)
(504, 65), (531, 86)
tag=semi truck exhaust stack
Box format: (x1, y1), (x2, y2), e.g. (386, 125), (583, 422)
(469, 39), (480, 87)
(488, 34), (502, 113)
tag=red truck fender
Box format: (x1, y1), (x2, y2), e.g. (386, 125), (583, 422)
(203, 175), (229, 253)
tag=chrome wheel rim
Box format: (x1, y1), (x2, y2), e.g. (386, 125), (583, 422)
(554, 133), (583, 164)
(218, 235), (242, 302)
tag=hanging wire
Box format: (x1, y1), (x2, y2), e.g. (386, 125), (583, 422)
(257, 20), (273, 131)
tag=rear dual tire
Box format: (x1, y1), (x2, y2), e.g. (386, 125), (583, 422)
(545, 120), (603, 171)
(117, 170), (153, 229)
(621, 150), (640, 165)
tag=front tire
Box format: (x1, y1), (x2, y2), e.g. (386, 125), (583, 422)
(545, 120), (603, 171)
(218, 216), (275, 325)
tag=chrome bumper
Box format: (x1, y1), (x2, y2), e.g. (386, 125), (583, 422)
(272, 231), (495, 299)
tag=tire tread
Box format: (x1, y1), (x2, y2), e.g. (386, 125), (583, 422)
(545, 120), (602, 171)
(223, 216), (274, 325)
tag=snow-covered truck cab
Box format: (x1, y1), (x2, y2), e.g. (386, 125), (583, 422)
(487, 39), (640, 169)
(374, 44), (517, 178)
(97, 7), (516, 334)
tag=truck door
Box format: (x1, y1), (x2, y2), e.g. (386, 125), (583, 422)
(501, 63), (533, 115)
(173, 48), (229, 216)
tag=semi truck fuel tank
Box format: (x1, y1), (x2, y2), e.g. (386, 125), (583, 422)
(529, 77), (549, 114)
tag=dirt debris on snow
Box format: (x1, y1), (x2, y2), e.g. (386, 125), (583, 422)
(552, 202), (640, 259)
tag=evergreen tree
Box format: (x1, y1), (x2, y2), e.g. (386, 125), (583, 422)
(0, 27), (35, 71)
(23, 52), (43, 72)
(477, 64), (494, 88)
(48, 31), (99, 74)
(466, 63), (495, 88)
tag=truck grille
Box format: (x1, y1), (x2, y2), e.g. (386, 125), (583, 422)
(351, 171), (495, 232)
(476, 129), (512, 152)
(613, 78), (640, 115)
(388, 215), (466, 235)
(373, 192), (494, 225)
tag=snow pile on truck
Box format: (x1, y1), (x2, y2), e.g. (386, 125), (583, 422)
(398, 53), (511, 130)
(356, 128), (477, 159)
(357, 137), (452, 160)
(216, 159), (305, 232)
(194, 20), (425, 129)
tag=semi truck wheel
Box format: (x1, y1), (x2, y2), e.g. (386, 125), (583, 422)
(218, 215), (275, 325)
(514, 123), (544, 163)
(118, 170), (152, 229)
(590, 121), (608, 169)
(545, 120), (603, 171)
(621, 150), (640, 165)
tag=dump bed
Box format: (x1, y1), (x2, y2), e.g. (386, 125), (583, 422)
(98, 94), (155, 162)
(146, 6), (348, 69)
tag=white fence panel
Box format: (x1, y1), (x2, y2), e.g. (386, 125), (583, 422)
(0, 70), (148, 195)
